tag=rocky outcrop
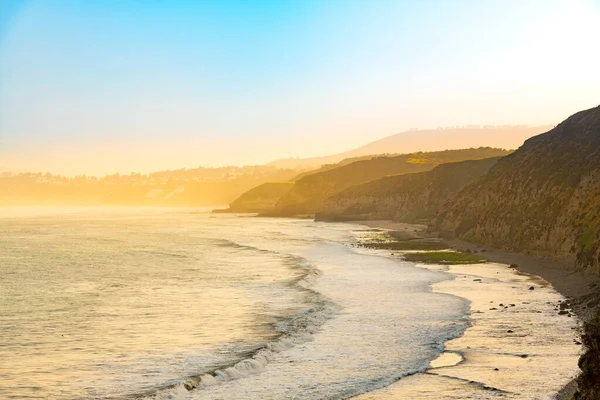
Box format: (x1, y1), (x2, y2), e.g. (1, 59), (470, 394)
(435, 106), (600, 273)
(214, 182), (293, 213)
(317, 157), (501, 222)
(266, 148), (511, 217)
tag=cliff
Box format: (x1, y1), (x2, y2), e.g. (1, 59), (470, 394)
(213, 182), (294, 213)
(435, 106), (600, 273)
(317, 157), (501, 222)
(266, 147), (511, 216)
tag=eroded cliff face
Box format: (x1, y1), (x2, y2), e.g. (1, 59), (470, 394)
(317, 157), (501, 222)
(435, 106), (600, 273)
(269, 148), (510, 217)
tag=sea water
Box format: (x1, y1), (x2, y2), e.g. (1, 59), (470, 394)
(0, 208), (580, 399)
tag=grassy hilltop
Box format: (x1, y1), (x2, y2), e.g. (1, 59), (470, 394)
(265, 147), (511, 217)
(317, 156), (502, 222)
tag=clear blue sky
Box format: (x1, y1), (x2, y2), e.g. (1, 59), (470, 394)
(1, 0), (599, 174)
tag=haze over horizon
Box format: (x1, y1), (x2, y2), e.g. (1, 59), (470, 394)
(1, 0), (599, 175)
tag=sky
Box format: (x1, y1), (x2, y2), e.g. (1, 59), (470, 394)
(0, 0), (599, 175)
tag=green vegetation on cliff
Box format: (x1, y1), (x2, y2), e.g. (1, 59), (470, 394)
(404, 251), (486, 264)
(365, 240), (449, 251)
(266, 147), (510, 217)
(435, 105), (600, 273)
(317, 156), (502, 222)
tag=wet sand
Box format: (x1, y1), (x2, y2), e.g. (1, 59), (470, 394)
(351, 220), (598, 399)
(353, 220), (600, 317)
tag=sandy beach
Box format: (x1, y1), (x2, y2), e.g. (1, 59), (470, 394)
(353, 220), (600, 316)
(351, 220), (599, 399)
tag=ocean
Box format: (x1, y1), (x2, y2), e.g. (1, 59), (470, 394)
(0, 208), (580, 399)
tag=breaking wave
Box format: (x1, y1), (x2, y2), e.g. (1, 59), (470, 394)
(128, 242), (338, 400)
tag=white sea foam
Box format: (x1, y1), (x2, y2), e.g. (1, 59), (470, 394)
(173, 235), (469, 400)
(140, 247), (339, 399)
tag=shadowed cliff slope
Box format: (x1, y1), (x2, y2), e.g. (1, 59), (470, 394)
(435, 105), (600, 273)
(266, 147), (511, 216)
(317, 157), (502, 222)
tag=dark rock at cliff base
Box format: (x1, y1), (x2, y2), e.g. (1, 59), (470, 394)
(588, 299), (600, 308)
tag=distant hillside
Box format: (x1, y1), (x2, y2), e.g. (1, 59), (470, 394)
(265, 147), (511, 217)
(435, 106), (600, 273)
(214, 182), (294, 213)
(269, 125), (552, 170)
(0, 166), (304, 207)
(317, 157), (502, 222)
(290, 154), (381, 182)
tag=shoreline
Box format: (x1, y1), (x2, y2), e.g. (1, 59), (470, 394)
(350, 219), (597, 399)
(194, 218), (475, 399)
(352, 219), (600, 320)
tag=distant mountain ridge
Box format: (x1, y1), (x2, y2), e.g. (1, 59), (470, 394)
(434, 106), (600, 273)
(269, 125), (552, 169)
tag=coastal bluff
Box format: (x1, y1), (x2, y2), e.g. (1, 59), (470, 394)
(317, 157), (501, 222)
(265, 148), (511, 217)
(213, 182), (293, 213)
(434, 105), (600, 274)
